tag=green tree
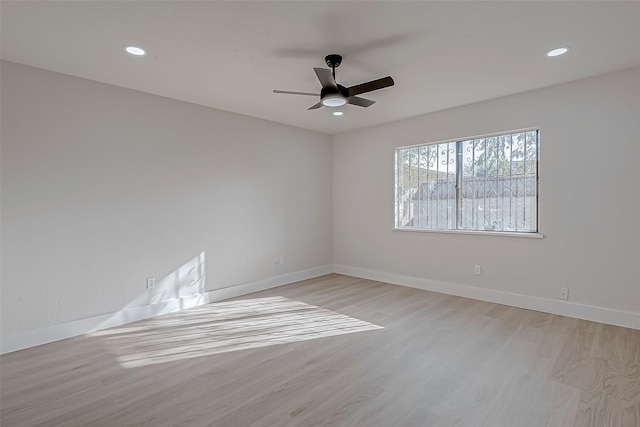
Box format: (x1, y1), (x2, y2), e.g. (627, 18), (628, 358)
(463, 131), (537, 177)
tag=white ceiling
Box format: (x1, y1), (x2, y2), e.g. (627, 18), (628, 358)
(2, 1), (640, 135)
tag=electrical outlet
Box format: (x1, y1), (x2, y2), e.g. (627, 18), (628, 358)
(146, 277), (156, 290)
(559, 286), (569, 300)
(279, 255), (285, 265)
(474, 265), (482, 275)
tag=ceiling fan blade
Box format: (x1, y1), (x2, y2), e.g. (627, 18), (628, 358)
(347, 96), (375, 108)
(314, 68), (337, 89)
(347, 76), (394, 97)
(308, 101), (323, 110)
(273, 90), (319, 97)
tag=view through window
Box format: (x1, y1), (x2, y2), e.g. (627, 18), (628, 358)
(395, 129), (539, 233)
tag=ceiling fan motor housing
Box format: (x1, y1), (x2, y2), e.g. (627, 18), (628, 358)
(320, 85), (349, 107)
(320, 85), (349, 99)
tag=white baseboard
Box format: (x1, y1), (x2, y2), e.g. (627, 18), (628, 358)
(205, 265), (333, 303)
(0, 265), (333, 354)
(333, 264), (640, 330)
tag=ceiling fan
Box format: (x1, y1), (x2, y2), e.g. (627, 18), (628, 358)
(273, 54), (394, 110)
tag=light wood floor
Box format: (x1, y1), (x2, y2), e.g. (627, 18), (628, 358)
(1, 274), (639, 426)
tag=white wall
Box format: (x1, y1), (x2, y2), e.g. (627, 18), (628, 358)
(333, 67), (640, 328)
(1, 61), (333, 351)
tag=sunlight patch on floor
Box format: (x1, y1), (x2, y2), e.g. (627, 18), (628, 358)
(90, 296), (383, 368)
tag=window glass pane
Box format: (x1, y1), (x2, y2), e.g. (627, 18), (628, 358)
(396, 146), (419, 228)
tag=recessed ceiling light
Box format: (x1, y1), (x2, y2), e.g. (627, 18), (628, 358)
(546, 47), (569, 57)
(124, 45), (146, 56)
(333, 111), (344, 116)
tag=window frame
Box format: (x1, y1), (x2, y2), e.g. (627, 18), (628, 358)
(394, 127), (542, 238)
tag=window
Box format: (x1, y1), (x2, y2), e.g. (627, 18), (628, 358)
(395, 129), (539, 234)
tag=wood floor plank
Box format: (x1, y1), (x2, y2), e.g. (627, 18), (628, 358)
(1, 273), (638, 427)
(552, 319), (598, 388)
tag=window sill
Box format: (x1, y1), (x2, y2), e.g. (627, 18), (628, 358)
(393, 228), (544, 239)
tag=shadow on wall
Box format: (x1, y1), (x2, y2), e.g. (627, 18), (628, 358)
(90, 251), (208, 333)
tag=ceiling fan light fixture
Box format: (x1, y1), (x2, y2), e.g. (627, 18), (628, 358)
(321, 95), (347, 107)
